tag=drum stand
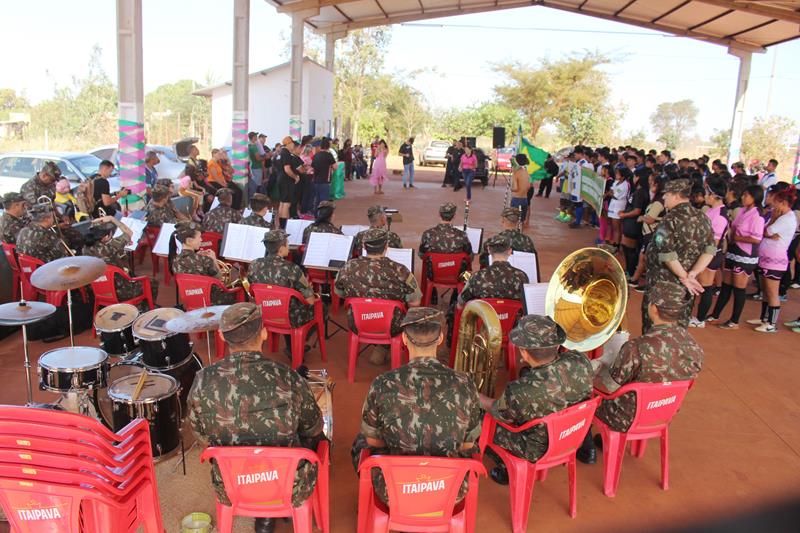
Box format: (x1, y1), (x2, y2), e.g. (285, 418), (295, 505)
(67, 289), (75, 347)
(58, 390), (96, 417)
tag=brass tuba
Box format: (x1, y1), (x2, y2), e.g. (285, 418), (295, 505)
(545, 247), (628, 352)
(453, 299), (503, 396)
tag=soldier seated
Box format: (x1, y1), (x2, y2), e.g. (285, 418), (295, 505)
(479, 207), (536, 268)
(353, 205), (402, 254)
(241, 193), (271, 228)
(188, 303), (325, 533)
(145, 186), (187, 228)
(0, 192), (29, 245)
(418, 202), (473, 258)
(334, 228), (421, 365)
(249, 229), (317, 359)
(481, 315), (593, 484)
(302, 200), (342, 244)
(16, 202), (69, 264)
(457, 234), (529, 309)
(202, 188), (242, 233)
(169, 221), (238, 305)
(351, 307), (482, 504)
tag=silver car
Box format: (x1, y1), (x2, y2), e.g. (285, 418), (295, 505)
(0, 151), (120, 196)
(419, 140), (450, 167)
(90, 144), (186, 181)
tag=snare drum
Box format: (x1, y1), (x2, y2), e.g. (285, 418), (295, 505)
(108, 373), (181, 460)
(133, 308), (192, 369)
(95, 303), (139, 357)
(38, 347), (109, 392)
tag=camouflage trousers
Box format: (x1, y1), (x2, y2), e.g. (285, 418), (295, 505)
(114, 274), (159, 311)
(210, 461), (317, 507)
(641, 287), (693, 334)
(211, 285), (240, 306)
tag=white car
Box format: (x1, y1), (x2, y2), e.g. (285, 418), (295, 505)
(419, 140), (450, 166)
(0, 152), (120, 196)
(89, 144), (186, 181)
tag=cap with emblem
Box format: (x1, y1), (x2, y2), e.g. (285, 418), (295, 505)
(509, 315), (566, 350)
(501, 207), (520, 223)
(439, 202), (457, 219)
(362, 228), (388, 254)
(400, 307), (443, 329)
(219, 302), (263, 344)
(648, 281), (689, 316)
(367, 205), (385, 218)
(263, 228), (287, 244)
(664, 178), (691, 196)
(485, 234), (512, 254)
(2, 192), (25, 207)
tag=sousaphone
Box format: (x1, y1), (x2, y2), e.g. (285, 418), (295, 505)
(546, 247), (628, 352)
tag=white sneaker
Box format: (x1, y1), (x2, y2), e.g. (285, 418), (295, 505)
(688, 317), (705, 328)
(746, 318), (766, 325)
(789, 283), (800, 289)
(754, 323), (777, 333)
(783, 319), (800, 328)
(704, 316), (718, 323)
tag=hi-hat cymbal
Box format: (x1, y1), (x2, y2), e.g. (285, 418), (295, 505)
(165, 305), (229, 333)
(0, 301), (57, 325)
(30, 256), (107, 291)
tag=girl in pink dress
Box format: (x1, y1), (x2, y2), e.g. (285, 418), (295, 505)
(370, 140), (388, 194)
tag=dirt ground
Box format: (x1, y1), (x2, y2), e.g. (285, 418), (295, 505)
(1, 163), (799, 532)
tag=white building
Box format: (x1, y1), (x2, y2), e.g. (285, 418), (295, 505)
(194, 58), (334, 148)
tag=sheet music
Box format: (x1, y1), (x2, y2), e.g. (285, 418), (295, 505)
(209, 197), (219, 211)
(523, 283), (549, 316)
(303, 232), (354, 268)
(242, 208), (273, 224)
(362, 247), (414, 271)
(221, 223), (270, 262)
(489, 251), (538, 283)
(341, 224), (369, 237)
(456, 226), (483, 253)
(152, 223), (181, 255)
(286, 219), (314, 246)
(114, 217), (148, 252)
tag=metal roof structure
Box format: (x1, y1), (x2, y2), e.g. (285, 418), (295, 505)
(268, 0), (800, 52)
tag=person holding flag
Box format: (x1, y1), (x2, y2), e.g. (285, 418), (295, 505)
(513, 131), (550, 225)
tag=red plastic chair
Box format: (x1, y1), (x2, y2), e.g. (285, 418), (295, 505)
(91, 264), (154, 316)
(176, 273), (244, 357)
(593, 380), (695, 497)
(16, 254), (89, 307)
(421, 252), (470, 306)
(1, 243), (20, 301)
(200, 231), (223, 255)
(250, 284), (327, 369)
(144, 225), (171, 284)
(200, 441), (330, 533)
(344, 298), (407, 383)
(478, 398), (600, 532)
(449, 299), (522, 377)
(357, 454), (487, 533)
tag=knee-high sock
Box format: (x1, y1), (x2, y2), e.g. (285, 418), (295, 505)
(768, 306), (781, 326)
(696, 286), (714, 321)
(279, 217), (287, 229)
(760, 302), (769, 322)
(730, 287), (746, 324)
(622, 245), (639, 277)
(712, 283), (732, 318)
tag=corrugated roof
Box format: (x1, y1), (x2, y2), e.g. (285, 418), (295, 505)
(266, 0), (800, 52)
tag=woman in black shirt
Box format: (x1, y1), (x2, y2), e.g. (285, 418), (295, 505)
(618, 167), (650, 278)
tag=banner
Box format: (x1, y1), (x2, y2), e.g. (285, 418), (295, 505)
(231, 116), (248, 188)
(117, 119), (146, 200)
(580, 166), (605, 213)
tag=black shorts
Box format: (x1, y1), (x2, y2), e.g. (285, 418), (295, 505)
(278, 175), (296, 203)
(760, 267), (786, 281)
(724, 243), (758, 275)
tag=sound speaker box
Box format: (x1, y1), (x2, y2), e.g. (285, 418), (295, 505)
(492, 127), (506, 149)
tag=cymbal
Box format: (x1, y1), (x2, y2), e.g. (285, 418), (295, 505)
(30, 256), (107, 291)
(165, 305), (229, 333)
(0, 301), (57, 325)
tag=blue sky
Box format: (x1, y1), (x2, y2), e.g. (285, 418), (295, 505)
(1, 0), (797, 140)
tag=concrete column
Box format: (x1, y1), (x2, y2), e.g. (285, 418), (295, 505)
(115, 0), (145, 208)
(231, 0), (250, 189)
(324, 31), (346, 71)
(289, 12), (305, 140)
(727, 47), (752, 164)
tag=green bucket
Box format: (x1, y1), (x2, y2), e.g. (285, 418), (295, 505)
(181, 512), (212, 533)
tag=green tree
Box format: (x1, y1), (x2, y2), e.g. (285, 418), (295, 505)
(741, 116), (795, 167)
(492, 52), (612, 140)
(556, 104), (617, 146)
(0, 89), (29, 110)
(708, 128), (731, 159)
(145, 80), (211, 145)
(435, 102), (522, 140)
(650, 99), (698, 150)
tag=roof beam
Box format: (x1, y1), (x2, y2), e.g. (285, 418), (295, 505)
(696, 0), (800, 24)
(333, 4), (352, 21)
(276, 0), (360, 14)
(724, 18), (777, 39)
(374, 0), (388, 18)
(651, 1), (690, 24)
(688, 8), (734, 31)
(614, 0), (638, 17)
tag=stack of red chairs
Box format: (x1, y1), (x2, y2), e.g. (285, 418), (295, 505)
(0, 405), (164, 532)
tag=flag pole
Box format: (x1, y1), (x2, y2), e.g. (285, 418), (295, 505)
(504, 125), (523, 208)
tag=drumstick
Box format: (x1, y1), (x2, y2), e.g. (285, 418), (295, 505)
(132, 369), (148, 401)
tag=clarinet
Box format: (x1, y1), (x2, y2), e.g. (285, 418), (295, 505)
(463, 200), (470, 231)
(517, 205), (523, 231)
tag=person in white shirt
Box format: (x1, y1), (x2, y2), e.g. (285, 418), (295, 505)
(759, 159), (779, 190)
(569, 146), (594, 229)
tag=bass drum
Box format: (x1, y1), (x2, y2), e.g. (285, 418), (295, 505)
(94, 303), (139, 357)
(156, 352), (203, 418)
(132, 308), (192, 369)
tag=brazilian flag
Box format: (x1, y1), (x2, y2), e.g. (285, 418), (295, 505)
(517, 137), (549, 181)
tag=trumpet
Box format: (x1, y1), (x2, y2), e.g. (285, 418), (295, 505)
(462, 200), (470, 231)
(215, 258), (250, 293)
(37, 196), (76, 256)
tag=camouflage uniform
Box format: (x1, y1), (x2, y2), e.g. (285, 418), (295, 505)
(145, 201), (179, 227)
(353, 228), (402, 254)
(352, 356), (482, 504)
(249, 254), (315, 327)
(334, 256), (421, 336)
(595, 323), (704, 431)
(490, 350), (592, 461)
(418, 223), (473, 257)
(171, 249), (238, 305)
(302, 221), (342, 244)
(643, 188), (715, 332)
(188, 350), (324, 506)
(201, 205), (242, 233)
(0, 212), (28, 244)
(479, 229), (535, 268)
(458, 260), (529, 306)
(240, 213), (271, 229)
(17, 224), (67, 263)
(84, 234), (158, 304)
(20, 176), (55, 205)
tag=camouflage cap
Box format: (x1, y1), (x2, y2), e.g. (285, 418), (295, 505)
(648, 281), (689, 316)
(501, 207), (520, 223)
(317, 200), (336, 210)
(215, 188), (232, 199)
(664, 178), (691, 196)
(367, 205), (385, 218)
(362, 227), (389, 252)
(40, 161), (61, 178)
(219, 302), (262, 343)
(27, 202), (53, 221)
(400, 307), (443, 328)
(263, 228), (287, 244)
(2, 192), (25, 206)
(156, 178), (173, 189)
(439, 202), (457, 218)
(485, 234), (512, 254)
(509, 315), (566, 350)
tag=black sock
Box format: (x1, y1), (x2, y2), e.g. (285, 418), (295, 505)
(760, 302), (769, 321)
(279, 217), (287, 229)
(697, 286), (714, 321)
(622, 245), (638, 277)
(730, 287), (746, 324)
(768, 306), (780, 326)
(712, 283), (732, 318)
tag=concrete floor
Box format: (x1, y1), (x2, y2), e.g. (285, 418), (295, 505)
(1, 164), (799, 532)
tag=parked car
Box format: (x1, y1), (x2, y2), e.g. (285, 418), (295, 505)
(419, 140), (450, 166)
(90, 143), (186, 181)
(0, 152), (120, 196)
(491, 146), (516, 172)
